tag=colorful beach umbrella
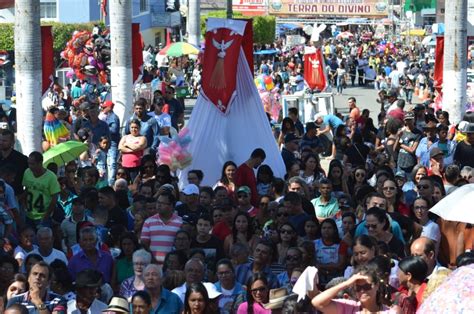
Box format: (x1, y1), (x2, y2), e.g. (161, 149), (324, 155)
(336, 31), (354, 39)
(160, 42), (200, 57)
(42, 140), (88, 167)
(418, 264), (474, 313)
(43, 112), (70, 146)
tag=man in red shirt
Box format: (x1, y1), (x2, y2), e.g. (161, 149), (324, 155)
(234, 148), (266, 206)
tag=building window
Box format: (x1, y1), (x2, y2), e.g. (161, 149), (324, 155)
(40, 1), (57, 19)
(140, 0), (149, 13)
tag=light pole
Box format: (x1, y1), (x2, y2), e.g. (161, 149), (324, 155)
(109, 0), (133, 126)
(15, 0), (42, 153)
(188, 0), (200, 47)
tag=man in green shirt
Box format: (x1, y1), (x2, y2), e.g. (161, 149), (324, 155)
(21, 152), (60, 227)
(311, 179), (340, 222)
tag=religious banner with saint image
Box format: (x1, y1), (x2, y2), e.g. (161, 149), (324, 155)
(201, 19), (248, 114)
(304, 47), (327, 92)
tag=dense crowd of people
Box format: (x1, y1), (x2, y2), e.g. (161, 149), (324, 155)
(0, 31), (473, 314)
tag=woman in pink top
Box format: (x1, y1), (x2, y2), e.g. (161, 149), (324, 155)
(237, 272), (271, 314)
(118, 119), (147, 182)
(311, 265), (402, 314)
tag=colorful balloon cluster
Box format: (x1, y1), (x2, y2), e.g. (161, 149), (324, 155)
(255, 74), (275, 92)
(254, 74), (281, 121)
(61, 26), (111, 84)
(158, 128), (193, 172)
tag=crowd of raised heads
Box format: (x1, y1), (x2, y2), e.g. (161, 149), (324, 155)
(0, 35), (473, 314)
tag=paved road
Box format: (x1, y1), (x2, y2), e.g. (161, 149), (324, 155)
(182, 85), (383, 172)
(184, 85), (382, 123)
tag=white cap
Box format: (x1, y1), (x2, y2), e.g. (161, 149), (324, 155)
(314, 113), (324, 123)
(182, 184), (199, 195)
(203, 282), (222, 299)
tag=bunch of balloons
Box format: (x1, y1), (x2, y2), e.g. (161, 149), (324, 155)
(158, 128), (193, 172)
(254, 74), (281, 122)
(255, 74), (275, 92)
(61, 26), (111, 84)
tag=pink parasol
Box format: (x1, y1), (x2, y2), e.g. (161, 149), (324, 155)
(417, 264), (474, 313)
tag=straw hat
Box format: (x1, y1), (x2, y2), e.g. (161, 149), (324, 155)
(263, 288), (296, 310)
(102, 297), (129, 313)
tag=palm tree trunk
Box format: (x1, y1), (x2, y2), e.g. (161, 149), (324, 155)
(443, 0), (468, 123)
(14, 0), (42, 154)
(188, 0), (200, 47)
(109, 0), (133, 127)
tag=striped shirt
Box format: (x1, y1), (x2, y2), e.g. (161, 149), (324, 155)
(141, 213), (182, 264)
(7, 291), (67, 313)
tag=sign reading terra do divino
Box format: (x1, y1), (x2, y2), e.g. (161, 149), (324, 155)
(268, 0), (388, 17)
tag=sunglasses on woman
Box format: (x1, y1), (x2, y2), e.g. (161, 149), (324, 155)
(355, 283), (373, 292)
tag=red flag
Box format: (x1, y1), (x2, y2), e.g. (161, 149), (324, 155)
(41, 26), (54, 95)
(304, 48), (327, 91)
(166, 28), (172, 46)
(434, 36), (444, 90)
(201, 20), (247, 114)
(101, 0), (107, 17)
(132, 23), (144, 83)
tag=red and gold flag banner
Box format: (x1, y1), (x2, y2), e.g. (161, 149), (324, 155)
(304, 48), (327, 91)
(201, 19), (248, 114)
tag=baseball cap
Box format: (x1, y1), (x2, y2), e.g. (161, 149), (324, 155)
(75, 269), (102, 289)
(429, 147), (444, 159)
(404, 111), (415, 120)
(182, 215), (196, 225)
(314, 113), (324, 123)
(237, 186), (251, 195)
(306, 122), (318, 131)
(414, 103), (425, 111)
(182, 184), (199, 195)
(79, 102), (92, 111)
(101, 100), (114, 108)
(77, 128), (90, 141)
(386, 90), (398, 98)
(395, 171), (406, 178)
(284, 133), (300, 144)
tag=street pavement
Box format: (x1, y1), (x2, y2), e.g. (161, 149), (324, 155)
(184, 85), (382, 123)
(182, 85), (417, 172)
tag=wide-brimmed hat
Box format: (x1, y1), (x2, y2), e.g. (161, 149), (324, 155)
(430, 147), (444, 159)
(102, 297), (129, 313)
(203, 282), (222, 299)
(263, 288), (296, 310)
(75, 269), (102, 289)
(463, 122), (474, 134)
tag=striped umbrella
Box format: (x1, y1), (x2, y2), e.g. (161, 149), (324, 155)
(159, 42), (200, 57)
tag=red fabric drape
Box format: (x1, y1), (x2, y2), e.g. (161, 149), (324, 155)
(304, 48), (327, 91)
(101, 0), (108, 17)
(240, 19), (254, 77)
(434, 36), (444, 90)
(0, 0), (14, 9)
(132, 23), (144, 83)
(41, 26), (54, 95)
(166, 28), (172, 46)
